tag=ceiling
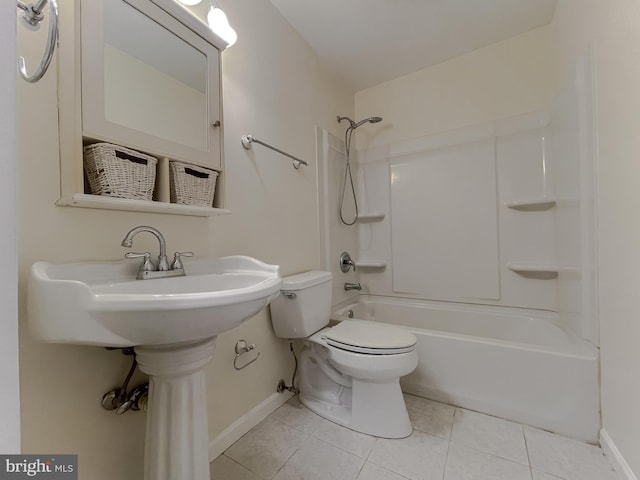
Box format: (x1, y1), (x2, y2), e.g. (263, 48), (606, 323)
(269, 0), (558, 91)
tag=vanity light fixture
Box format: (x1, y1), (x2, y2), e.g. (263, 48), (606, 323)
(207, 0), (237, 47)
(176, 0), (202, 5)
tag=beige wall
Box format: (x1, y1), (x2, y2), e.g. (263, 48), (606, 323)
(552, 1), (640, 475)
(16, 0), (352, 478)
(355, 26), (554, 149)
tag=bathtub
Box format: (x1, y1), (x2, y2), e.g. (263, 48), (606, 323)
(331, 295), (600, 442)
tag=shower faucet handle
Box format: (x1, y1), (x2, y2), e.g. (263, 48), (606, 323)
(340, 252), (356, 273)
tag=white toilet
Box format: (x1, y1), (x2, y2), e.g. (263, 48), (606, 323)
(269, 271), (418, 438)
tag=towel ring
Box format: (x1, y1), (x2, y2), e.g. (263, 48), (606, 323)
(17, 0), (59, 83)
(233, 340), (261, 370)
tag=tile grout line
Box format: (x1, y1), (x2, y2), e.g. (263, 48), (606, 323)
(522, 425), (535, 480)
(268, 433), (308, 480)
(441, 434), (453, 480)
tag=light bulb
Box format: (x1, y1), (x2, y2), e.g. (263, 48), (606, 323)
(207, 6), (237, 47)
(177, 0), (202, 5)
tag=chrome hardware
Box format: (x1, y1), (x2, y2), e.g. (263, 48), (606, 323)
(17, 0), (59, 83)
(282, 291), (297, 299)
(241, 134), (309, 169)
(171, 251), (194, 270)
(212, 120), (221, 128)
(234, 340), (260, 370)
(115, 398), (134, 415)
(347, 309), (354, 318)
(125, 252), (155, 272)
(276, 379), (287, 393)
(114, 383), (149, 415)
(340, 252), (356, 273)
(102, 349), (149, 415)
(129, 384), (149, 412)
(121, 226), (192, 279)
(344, 282), (362, 291)
(276, 342), (299, 394)
(102, 349), (140, 414)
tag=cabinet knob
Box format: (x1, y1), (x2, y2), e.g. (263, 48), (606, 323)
(212, 120), (221, 128)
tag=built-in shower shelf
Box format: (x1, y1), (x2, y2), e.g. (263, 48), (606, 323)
(505, 198), (556, 211)
(357, 212), (386, 223)
(507, 262), (580, 279)
(355, 260), (387, 270)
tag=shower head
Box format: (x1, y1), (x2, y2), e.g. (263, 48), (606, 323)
(337, 115), (383, 130)
(353, 116), (382, 128)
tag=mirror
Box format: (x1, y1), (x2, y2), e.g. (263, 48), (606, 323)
(103, 0), (207, 150)
(81, 0), (221, 170)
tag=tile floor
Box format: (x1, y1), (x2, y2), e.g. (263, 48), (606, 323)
(210, 394), (618, 480)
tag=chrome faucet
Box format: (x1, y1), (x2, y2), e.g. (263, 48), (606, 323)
(344, 282), (362, 291)
(121, 225), (193, 280)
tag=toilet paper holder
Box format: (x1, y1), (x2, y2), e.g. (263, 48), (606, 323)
(234, 339), (260, 370)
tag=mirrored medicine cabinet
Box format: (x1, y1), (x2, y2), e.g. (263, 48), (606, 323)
(57, 0), (229, 216)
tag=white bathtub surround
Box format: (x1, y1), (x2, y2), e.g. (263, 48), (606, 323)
(211, 395), (618, 480)
(347, 95), (598, 340)
(332, 295), (600, 442)
(136, 338), (217, 480)
(350, 112), (561, 311)
(390, 137), (500, 301)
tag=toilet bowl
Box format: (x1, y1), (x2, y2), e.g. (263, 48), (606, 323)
(269, 271), (418, 438)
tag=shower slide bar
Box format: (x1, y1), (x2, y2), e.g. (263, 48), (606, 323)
(16, 0), (59, 83)
(241, 134), (309, 169)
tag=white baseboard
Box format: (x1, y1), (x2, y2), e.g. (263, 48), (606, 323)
(600, 429), (638, 480)
(209, 391), (294, 461)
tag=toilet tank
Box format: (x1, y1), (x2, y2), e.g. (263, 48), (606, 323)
(269, 271), (333, 338)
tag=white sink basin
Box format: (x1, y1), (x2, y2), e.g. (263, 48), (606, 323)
(28, 255), (282, 347)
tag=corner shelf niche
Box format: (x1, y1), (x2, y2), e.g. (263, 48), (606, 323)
(505, 198), (556, 211)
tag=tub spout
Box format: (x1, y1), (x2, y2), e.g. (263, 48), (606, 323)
(344, 282), (362, 291)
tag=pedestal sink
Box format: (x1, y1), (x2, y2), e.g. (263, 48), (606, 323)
(27, 255), (282, 480)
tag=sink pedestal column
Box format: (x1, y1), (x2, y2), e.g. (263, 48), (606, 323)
(136, 337), (217, 480)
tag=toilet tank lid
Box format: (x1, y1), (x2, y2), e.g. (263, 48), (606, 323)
(282, 270), (332, 290)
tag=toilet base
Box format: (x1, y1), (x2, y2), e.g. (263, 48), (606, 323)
(298, 347), (413, 438)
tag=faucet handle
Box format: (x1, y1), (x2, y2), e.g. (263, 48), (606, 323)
(340, 252), (356, 273)
(171, 251), (194, 270)
(125, 252), (155, 272)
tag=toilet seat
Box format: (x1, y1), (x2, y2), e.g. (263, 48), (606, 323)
(322, 320), (416, 355)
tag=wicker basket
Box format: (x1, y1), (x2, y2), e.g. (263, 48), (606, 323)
(169, 161), (219, 207)
(83, 143), (157, 200)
